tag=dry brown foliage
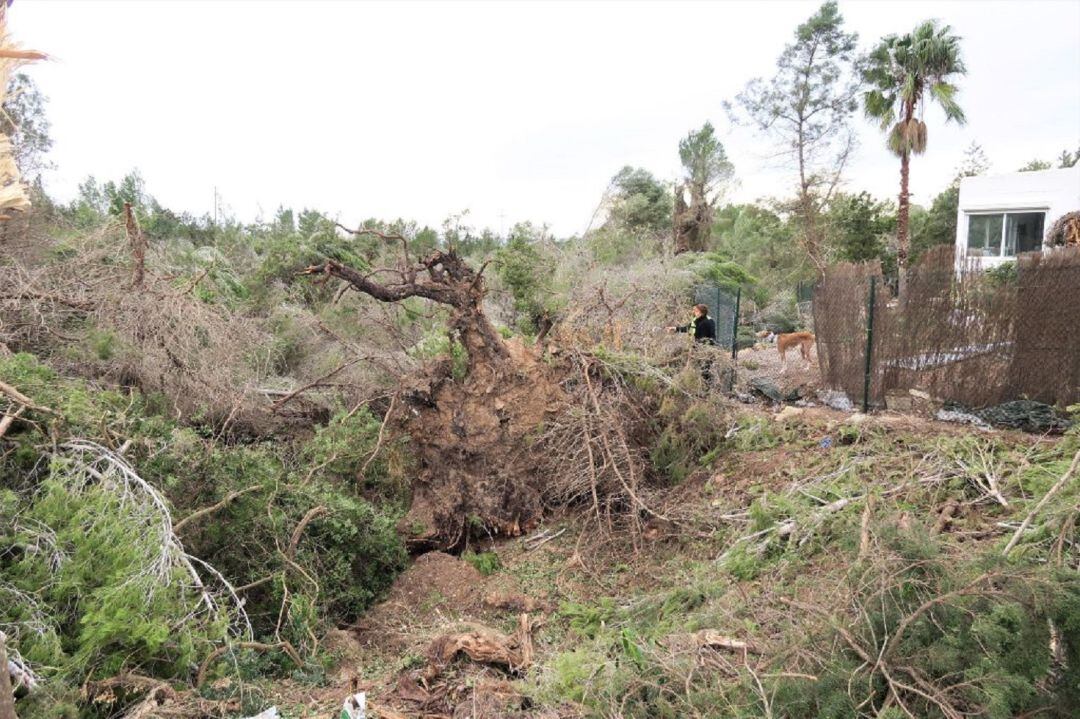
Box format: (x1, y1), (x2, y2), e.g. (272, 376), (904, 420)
(0, 222), (276, 430)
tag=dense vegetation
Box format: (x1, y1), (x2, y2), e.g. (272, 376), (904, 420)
(2, 2), (1078, 717)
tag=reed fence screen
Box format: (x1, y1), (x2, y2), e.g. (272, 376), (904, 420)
(812, 245), (1080, 410)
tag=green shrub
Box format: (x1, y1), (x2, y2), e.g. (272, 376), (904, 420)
(0, 353), (408, 693)
(462, 550), (501, 576)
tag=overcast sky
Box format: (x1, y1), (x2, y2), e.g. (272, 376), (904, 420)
(10, 0), (1080, 236)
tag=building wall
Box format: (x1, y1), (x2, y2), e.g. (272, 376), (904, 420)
(955, 165), (1080, 269)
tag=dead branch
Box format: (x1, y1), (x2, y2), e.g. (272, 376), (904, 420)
(270, 356), (366, 412)
(179, 266), (211, 295)
(173, 485), (262, 534)
(0, 291), (94, 310)
(359, 393), (396, 480)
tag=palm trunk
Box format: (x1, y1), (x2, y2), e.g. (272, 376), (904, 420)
(897, 149), (911, 297)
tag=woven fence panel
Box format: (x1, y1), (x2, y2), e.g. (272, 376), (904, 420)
(812, 261), (882, 405)
(813, 245), (1080, 409)
(1007, 247), (1080, 405)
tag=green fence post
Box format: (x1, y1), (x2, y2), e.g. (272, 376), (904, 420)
(731, 286), (740, 360)
(728, 287), (740, 392)
(716, 286), (722, 344)
(862, 275), (876, 413)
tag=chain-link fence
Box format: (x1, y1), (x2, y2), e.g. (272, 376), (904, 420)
(812, 245), (1080, 411)
(693, 284), (739, 351)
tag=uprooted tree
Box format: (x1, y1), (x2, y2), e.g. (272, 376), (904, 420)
(302, 230), (555, 549)
(302, 228), (696, 550)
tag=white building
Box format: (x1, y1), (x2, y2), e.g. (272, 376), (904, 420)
(955, 165), (1080, 270)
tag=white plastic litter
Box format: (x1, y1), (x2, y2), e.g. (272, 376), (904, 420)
(244, 708), (280, 719)
(341, 692), (367, 719)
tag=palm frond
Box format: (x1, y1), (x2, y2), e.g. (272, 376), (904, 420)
(930, 81), (967, 124)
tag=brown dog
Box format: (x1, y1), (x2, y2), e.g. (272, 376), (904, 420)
(777, 331), (815, 372)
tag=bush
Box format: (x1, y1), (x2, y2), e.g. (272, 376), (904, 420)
(0, 353), (408, 693)
(462, 550), (501, 576)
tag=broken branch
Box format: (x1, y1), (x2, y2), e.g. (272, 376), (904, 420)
(1003, 447), (1080, 557)
(173, 485), (263, 534)
(196, 641), (303, 687)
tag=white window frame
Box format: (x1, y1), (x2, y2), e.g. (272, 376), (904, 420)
(964, 209), (1047, 259)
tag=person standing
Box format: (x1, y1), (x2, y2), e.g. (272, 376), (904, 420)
(667, 304), (716, 344)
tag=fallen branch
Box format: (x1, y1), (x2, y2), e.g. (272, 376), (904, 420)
(1003, 447), (1080, 557)
(287, 506), (328, 561)
(196, 641), (302, 687)
(271, 357), (366, 412)
(0, 405), (24, 440)
(359, 393), (397, 480)
(664, 629), (762, 658)
(0, 380), (57, 415)
(526, 526), (566, 551)
(0, 633), (16, 719)
(173, 485), (262, 534)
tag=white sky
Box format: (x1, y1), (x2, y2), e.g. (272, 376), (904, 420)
(11, 0), (1080, 236)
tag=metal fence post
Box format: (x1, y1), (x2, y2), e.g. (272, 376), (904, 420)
(726, 287), (741, 392)
(862, 275), (876, 413)
(731, 287), (741, 360)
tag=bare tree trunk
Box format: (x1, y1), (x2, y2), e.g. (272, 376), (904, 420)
(795, 119), (826, 277)
(0, 633), (18, 719)
(897, 149), (911, 297)
(673, 186), (690, 255)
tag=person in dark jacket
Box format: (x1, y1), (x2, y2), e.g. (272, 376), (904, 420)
(667, 304), (716, 344)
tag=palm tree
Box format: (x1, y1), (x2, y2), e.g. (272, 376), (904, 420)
(864, 20), (966, 294)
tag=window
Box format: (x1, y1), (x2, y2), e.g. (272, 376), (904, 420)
(967, 214), (1002, 257)
(1005, 212), (1044, 255)
(966, 211), (1045, 258)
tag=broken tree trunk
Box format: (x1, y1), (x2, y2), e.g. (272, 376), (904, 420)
(124, 202), (148, 289)
(673, 184), (692, 255)
(0, 633), (17, 719)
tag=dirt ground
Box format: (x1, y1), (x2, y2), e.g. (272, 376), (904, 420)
(243, 400), (1059, 718)
(734, 340), (822, 400)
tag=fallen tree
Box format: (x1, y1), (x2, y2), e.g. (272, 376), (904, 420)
(302, 231), (715, 549)
(302, 234), (566, 548)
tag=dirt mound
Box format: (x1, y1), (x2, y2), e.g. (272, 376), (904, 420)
(393, 551), (483, 606)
